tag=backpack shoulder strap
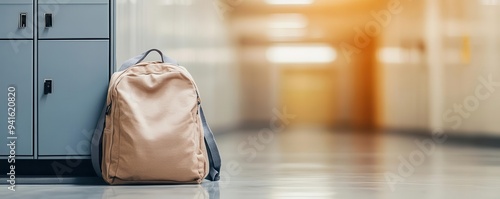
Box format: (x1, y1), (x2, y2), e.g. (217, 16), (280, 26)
(200, 106), (222, 181)
(91, 105), (106, 178)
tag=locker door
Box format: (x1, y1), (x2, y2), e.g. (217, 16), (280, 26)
(0, 0), (34, 39)
(38, 40), (108, 156)
(38, 0), (109, 39)
(0, 41), (33, 156)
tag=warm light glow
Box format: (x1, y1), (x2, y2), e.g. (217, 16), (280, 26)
(481, 0), (499, 5)
(265, 0), (314, 5)
(162, 0), (192, 6)
(266, 44), (336, 64)
(267, 14), (308, 41)
(267, 29), (307, 39)
(378, 47), (408, 64)
(268, 14), (308, 29)
(378, 47), (422, 64)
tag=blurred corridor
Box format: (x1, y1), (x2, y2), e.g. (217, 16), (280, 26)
(227, 0), (500, 133)
(112, 0), (500, 197)
(2, 0), (500, 198)
(116, 0), (500, 136)
(112, 0), (500, 193)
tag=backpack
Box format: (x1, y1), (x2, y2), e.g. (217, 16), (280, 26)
(90, 49), (221, 184)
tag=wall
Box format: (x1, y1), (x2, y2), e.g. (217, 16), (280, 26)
(115, 0), (241, 131)
(378, 0), (500, 136)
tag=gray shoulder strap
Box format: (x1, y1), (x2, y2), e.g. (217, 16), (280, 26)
(200, 106), (222, 181)
(91, 104), (107, 178)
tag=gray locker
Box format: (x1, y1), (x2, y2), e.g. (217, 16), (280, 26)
(0, 0), (33, 39)
(38, 40), (109, 155)
(0, 0), (114, 162)
(38, 0), (109, 39)
(0, 41), (34, 156)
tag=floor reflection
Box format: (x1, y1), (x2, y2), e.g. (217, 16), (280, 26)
(1, 128), (500, 199)
(0, 182), (220, 199)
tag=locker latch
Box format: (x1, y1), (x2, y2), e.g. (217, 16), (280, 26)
(44, 79), (53, 95)
(45, 13), (52, 28)
(19, 13), (27, 29)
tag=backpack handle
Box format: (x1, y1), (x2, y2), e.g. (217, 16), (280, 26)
(135, 49), (164, 64)
(118, 49), (178, 71)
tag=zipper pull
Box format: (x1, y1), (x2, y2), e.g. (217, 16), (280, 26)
(105, 103), (112, 115)
(197, 97), (201, 115)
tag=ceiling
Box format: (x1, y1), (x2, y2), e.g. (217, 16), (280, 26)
(228, 0), (391, 45)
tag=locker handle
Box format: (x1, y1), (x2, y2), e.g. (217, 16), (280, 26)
(44, 79), (53, 95)
(45, 13), (52, 28)
(19, 13), (27, 28)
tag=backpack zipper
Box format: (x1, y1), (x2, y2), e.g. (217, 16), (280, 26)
(105, 103), (112, 115)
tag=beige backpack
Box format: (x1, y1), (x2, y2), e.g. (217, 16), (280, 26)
(91, 49), (221, 184)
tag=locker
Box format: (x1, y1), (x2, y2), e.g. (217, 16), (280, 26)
(0, 0), (114, 179)
(38, 0), (109, 39)
(38, 40), (109, 156)
(0, 0), (34, 39)
(0, 41), (33, 156)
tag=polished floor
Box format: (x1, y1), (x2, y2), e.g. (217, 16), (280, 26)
(1, 128), (500, 198)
